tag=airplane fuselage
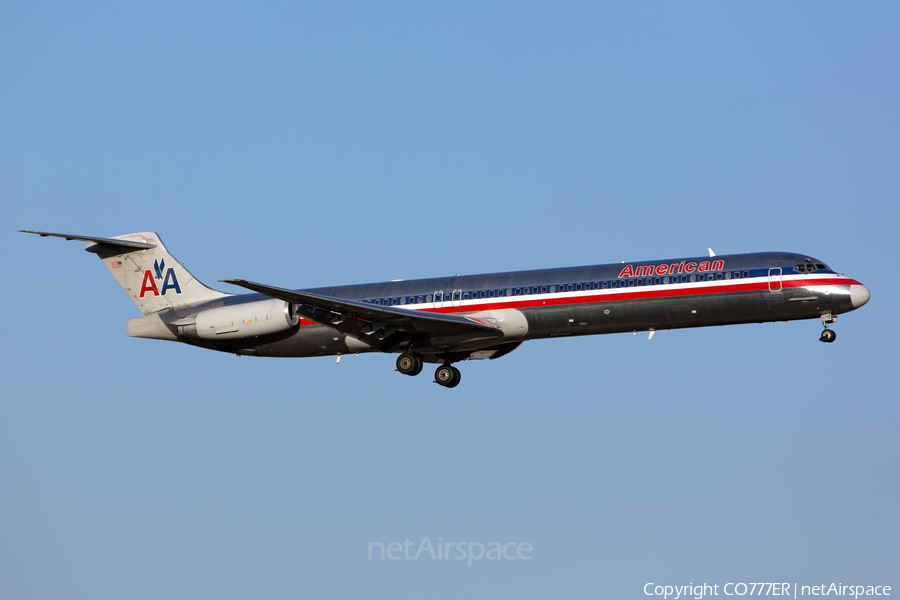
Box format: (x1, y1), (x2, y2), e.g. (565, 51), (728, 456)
(164, 251), (868, 361)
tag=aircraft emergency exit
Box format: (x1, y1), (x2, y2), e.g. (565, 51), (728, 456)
(22, 230), (870, 388)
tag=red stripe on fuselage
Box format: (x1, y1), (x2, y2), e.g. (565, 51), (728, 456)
(295, 276), (859, 326)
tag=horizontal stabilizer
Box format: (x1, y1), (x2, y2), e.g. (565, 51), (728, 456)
(19, 230), (157, 250)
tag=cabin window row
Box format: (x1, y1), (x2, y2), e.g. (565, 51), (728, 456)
(360, 270), (753, 306)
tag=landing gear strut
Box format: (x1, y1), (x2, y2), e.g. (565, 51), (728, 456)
(819, 314), (837, 343)
(396, 353), (423, 376)
(435, 364), (461, 388)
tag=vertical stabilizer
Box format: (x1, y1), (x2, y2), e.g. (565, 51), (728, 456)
(22, 230), (229, 315)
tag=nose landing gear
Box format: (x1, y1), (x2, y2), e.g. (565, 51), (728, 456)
(819, 314), (837, 343)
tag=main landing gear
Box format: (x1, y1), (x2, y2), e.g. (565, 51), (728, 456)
(396, 353), (424, 376)
(434, 364), (461, 388)
(396, 353), (462, 387)
(819, 314), (837, 343)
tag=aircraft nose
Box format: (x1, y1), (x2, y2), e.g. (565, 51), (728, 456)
(850, 284), (870, 308)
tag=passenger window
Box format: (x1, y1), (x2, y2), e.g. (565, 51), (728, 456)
(489, 290), (495, 298)
(689, 275), (696, 282)
(575, 283), (581, 291)
(743, 271), (749, 278)
(399, 297), (406, 304)
(417, 296), (424, 303)
(391, 298), (398, 305)
(541, 286), (547, 293)
(462, 292), (469, 300)
(716, 273), (722, 280)
(725, 272), (731, 279)
(426, 295), (432, 303)
(602, 282), (608, 289)
(637, 279), (644, 286)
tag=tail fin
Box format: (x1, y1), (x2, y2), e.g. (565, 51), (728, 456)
(21, 230), (229, 315)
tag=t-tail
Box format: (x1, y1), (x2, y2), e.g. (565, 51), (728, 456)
(20, 230), (229, 315)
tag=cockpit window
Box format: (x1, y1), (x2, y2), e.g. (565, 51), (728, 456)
(816, 263), (828, 271)
(807, 264), (816, 272)
(795, 264), (805, 272)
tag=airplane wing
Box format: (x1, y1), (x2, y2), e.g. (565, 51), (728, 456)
(220, 279), (504, 351)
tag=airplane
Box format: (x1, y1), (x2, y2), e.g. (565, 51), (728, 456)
(21, 230), (870, 388)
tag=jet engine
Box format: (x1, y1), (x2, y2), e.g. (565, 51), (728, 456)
(194, 299), (299, 341)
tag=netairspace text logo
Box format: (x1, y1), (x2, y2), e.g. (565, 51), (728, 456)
(368, 537), (532, 567)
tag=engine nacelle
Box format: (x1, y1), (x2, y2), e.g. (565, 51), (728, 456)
(195, 299), (299, 341)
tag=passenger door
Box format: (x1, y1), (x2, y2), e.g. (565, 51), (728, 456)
(768, 268), (782, 292)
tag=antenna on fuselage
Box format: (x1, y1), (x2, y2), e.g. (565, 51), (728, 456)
(708, 248), (716, 257)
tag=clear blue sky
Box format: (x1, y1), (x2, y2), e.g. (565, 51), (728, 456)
(2, 2), (897, 598)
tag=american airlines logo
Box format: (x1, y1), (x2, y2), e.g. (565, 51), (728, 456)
(618, 259), (725, 278)
(139, 258), (181, 297)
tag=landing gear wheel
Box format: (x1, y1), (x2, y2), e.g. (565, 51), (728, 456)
(819, 329), (836, 343)
(435, 364), (461, 388)
(447, 366), (461, 388)
(396, 353), (423, 376)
